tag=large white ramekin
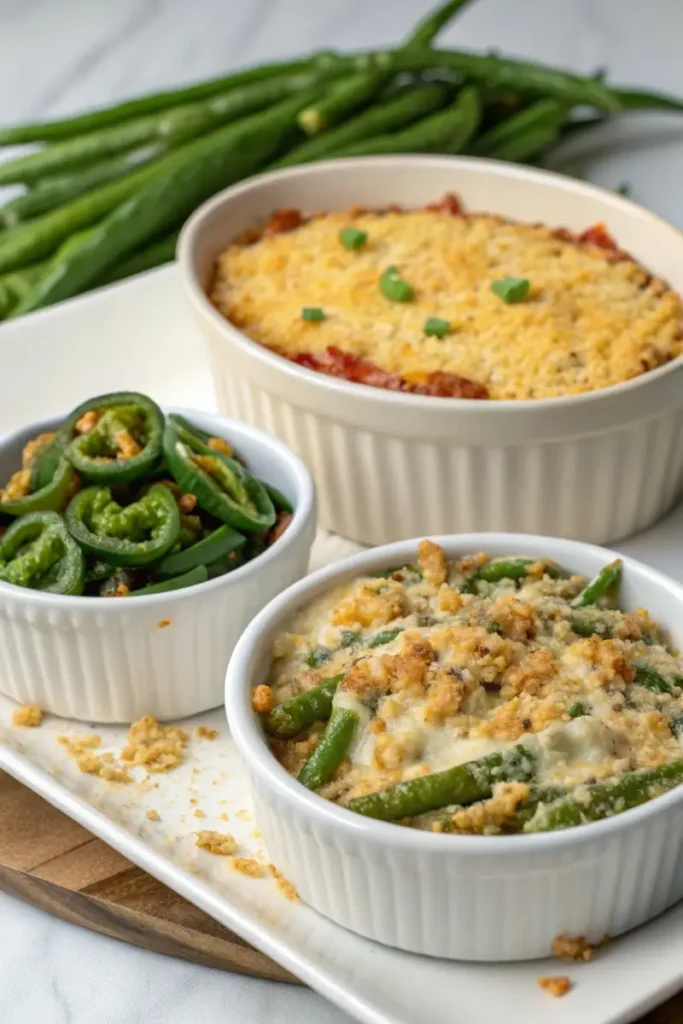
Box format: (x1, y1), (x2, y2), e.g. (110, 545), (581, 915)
(178, 155), (683, 547)
(0, 409), (316, 723)
(226, 533), (683, 961)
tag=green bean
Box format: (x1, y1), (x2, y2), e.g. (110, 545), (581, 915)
(265, 674), (343, 739)
(129, 565), (209, 596)
(0, 55), (341, 143)
(476, 558), (532, 583)
(11, 91), (317, 314)
(272, 83), (450, 169)
(524, 761), (683, 832)
(368, 627), (403, 648)
(510, 785), (567, 829)
(612, 86), (683, 112)
(0, 262), (47, 319)
(298, 707), (359, 789)
(0, 146), (165, 230)
(377, 49), (621, 110)
(97, 230), (179, 287)
(347, 745), (536, 821)
(472, 97), (568, 160)
(567, 701), (590, 719)
(570, 617), (610, 639)
(404, 0), (473, 47)
(633, 663), (682, 696)
(571, 560), (622, 608)
(0, 71), (338, 187)
(330, 85), (480, 158)
(299, 71), (388, 135)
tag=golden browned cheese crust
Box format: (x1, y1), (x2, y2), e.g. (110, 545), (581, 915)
(212, 207), (683, 400)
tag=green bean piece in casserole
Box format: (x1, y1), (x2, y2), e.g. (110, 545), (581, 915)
(297, 707), (359, 789)
(571, 560), (622, 608)
(347, 746), (536, 821)
(265, 674), (344, 739)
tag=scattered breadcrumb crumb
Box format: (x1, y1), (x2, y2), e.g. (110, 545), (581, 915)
(231, 857), (268, 878)
(219, 812), (230, 822)
(11, 705), (43, 727)
(193, 808), (206, 818)
(235, 809), (251, 821)
(157, 619), (171, 629)
(195, 831), (237, 855)
(147, 809), (161, 821)
(197, 726), (218, 740)
(268, 863), (298, 901)
(121, 715), (188, 772)
(250, 828), (262, 839)
(552, 934), (595, 962)
(190, 797), (198, 804)
(538, 976), (572, 998)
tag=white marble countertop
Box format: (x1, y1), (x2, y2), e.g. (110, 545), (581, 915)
(2, 1), (683, 1022)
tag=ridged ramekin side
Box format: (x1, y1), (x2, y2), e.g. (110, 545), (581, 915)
(249, 772), (683, 961)
(0, 530), (312, 723)
(209, 360), (683, 547)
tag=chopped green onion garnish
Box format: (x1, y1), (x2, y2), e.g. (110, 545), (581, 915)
(491, 277), (530, 304)
(424, 316), (450, 339)
(302, 307), (325, 321)
(379, 265), (414, 303)
(339, 226), (368, 250)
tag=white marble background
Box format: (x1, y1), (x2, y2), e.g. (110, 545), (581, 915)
(2, 1), (683, 1021)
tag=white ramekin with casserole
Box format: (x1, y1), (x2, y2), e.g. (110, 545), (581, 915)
(178, 156), (683, 546)
(226, 532), (683, 961)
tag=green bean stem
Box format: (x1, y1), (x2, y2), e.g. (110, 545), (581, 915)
(405, 0), (473, 47)
(265, 674), (344, 739)
(299, 71), (388, 135)
(347, 746), (536, 821)
(298, 707), (359, 789)
(525, 761), (683, 832)
(571, 560), (622, 608)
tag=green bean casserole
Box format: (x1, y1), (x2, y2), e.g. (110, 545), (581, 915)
(254, 541), (683, 834)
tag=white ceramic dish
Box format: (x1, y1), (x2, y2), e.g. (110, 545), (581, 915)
(226, 531), (683, 962)
(178, 154), (683, 547)
(0, 271), (682, 1022)
(0, 405), (316, 723)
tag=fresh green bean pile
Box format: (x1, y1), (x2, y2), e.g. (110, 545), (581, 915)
(0, 0), (680, 320)
(259, 545), (683, 834)
(0, 391), (293, 597)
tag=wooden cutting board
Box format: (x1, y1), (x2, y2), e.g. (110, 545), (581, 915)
(0, 767), (680, 1021)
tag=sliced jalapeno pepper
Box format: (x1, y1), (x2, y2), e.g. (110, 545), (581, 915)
(0, 510), (84, 594)
(262, 482), (294, 514)
(156, 523), (245, 580)
(65, 482), (180, 567)
(61, 391), (164, 485)
(28, 433), (62, 492)
(169, 414), (236, 458)
(130, 565), (208, 596)
(0, 454), (76, 516)
(162, 422), (275, 533)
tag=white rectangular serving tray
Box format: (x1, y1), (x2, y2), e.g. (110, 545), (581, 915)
(1, 266), (682, 1024)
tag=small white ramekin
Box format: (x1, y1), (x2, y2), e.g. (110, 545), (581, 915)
(0, 408), (316, 723)
(226, 532), (683, 962)
(178, 155), (683, 547)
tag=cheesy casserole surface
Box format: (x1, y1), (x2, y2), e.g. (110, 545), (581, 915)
(257, 542), (683, 834)
(212, 198), (683, 401)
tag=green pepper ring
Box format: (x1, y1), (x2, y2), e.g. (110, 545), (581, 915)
(162, 422), (275, 533)
(0, 455), (76, 517)
(61, 391), (165, 485)
(0, 510), (84, 595)
(65, 482), (180, 567)
(156, 523), (245, 580)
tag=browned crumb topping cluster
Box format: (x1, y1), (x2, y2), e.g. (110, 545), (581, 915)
(552, 934), (596, 962)
(538, 976), (572, 998)
(11, 704), (44, 728)
(120, 715), (188, 773)
(268, 863), (298, 901)
(196, 726), (219, 741)
(195, 830), (237, 855)
(231, 857), (268, 878)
